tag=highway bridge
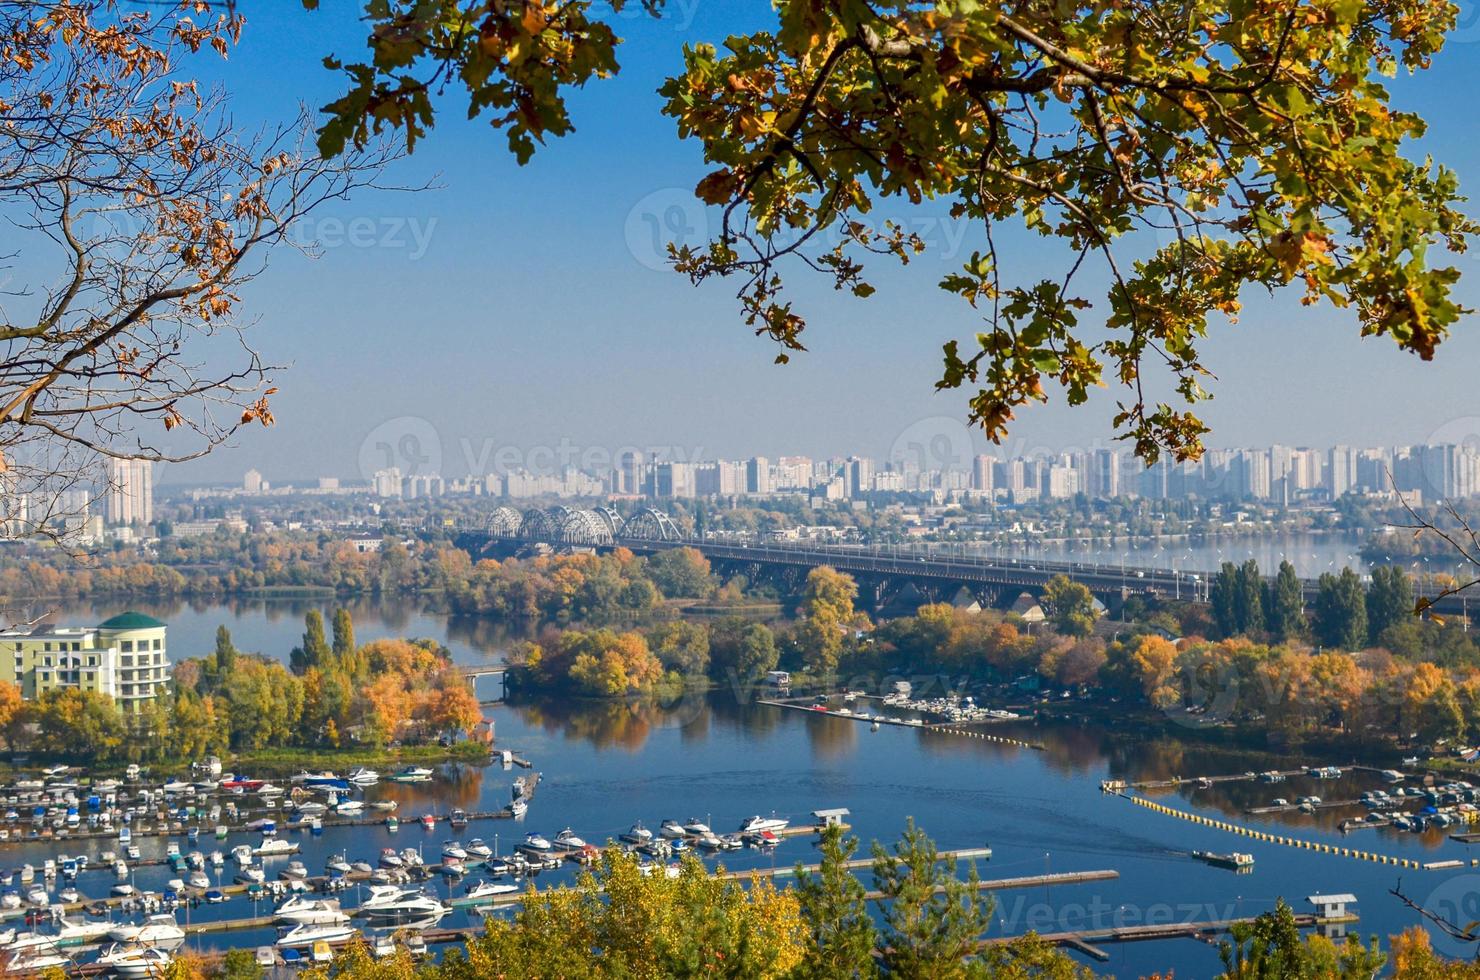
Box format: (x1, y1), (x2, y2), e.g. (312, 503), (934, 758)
(446, 506), (1474, 616)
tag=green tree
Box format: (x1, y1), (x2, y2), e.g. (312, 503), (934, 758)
(213, 625), (237, 676)
(871, 818), (993, 979)
(1366, 565), (1414, 645)
(319, 0), (1475, 462)
(791, 825), (879, 980)
(797, 566), (858, 675)
(1042, 575), (1095, 638)
(1210, 562), (1240, 638)
(1266, 561), (1306, 642)
(1314, 568), (1369, 651)
(32, 689), (127, 763)
(216, 947), (265, 980)
(1217, 900), (1385, 979)
(644, 547), (715, 599)
(331, 608), (357, 665)
(290, 610), (333, 675)
(646, 620), (711, 678)
(1235, 560), (1265, 636)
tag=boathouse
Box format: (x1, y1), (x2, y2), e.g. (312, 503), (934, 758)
(812, 808), (851, 829)
(1307, 894), (1357, 920)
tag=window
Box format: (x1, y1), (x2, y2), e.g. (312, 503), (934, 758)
(71, 642), (80, 651)
(42, 643), (51, 652)
(87, 657), (96, 667)
(121, 640), (133, 652)
(153, 639), (162, 651)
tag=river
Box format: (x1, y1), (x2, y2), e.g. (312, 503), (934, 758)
(3, 597), (1477, 976)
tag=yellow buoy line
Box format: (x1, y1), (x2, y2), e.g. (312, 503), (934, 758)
(1117, 793), (1470, 870)
(927, 726), (1044, 750)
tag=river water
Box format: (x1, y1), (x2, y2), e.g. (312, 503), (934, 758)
(3, 597), (1478, 976)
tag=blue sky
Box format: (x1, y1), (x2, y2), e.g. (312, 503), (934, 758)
(161, 2), (1480, 484)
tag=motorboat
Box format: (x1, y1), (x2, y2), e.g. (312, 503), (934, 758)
(274, 895), (348, 926)
(254, 839), (299, 857)
(682, 818), (712, 836)
(378, 849), (403, 869)
(257, 784), (284, 798)
(234, 867), (266, 885)
(389, 766), (434, 784)
(110, 883), (137, 898)
(334, 800), (364, 815)
(107, 913), (185, 949)
(620, 822), (653, 845)
(505, 799), (527, 818)
(372, 935), (396, 959)
(400, 848), (423, 868)
(187, 871), (211, 889)
(55, 917), (113, 946)
(98, 943), (172, 978)
(465, 839), (493, 860)
(4, 948), (69, 973)
(552, 829), (586, 850)
(420, 814), (436, 830)
(658, 819), (687, 840)
(465, 880), (519, 902)
(738, 815), (789, 834)
(325, 854), (352, 875)
(520, 832), (552, 853)
(357, 886), (449, 920)
(348, 768), (380, 786)
(275, 922), (357, 948)
(441, 841), (468, 861)
(450, 809), (468, 828)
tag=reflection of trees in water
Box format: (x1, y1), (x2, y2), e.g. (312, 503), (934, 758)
(707, 692), (781, 739)
(806, 713), (858, 758)
(511, 699), (659, 752)
(444, 615), (527, 660)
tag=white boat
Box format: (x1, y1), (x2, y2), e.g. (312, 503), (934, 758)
(293, 801), (327, 816)
(358, 886), (448, 920)
(6, 933), (59, 954)
(275, 922), (357, 948)
(400, 848), (423, 868)
(378, 849), (403, 869)
(4, 948), (69, 973)
(325, 854), (352, 875)
(738, 815), (789, 834)
(441, 841), (467, 861)
(372, 935), (396, 959)
(274, 896), (348, 926)
(464, 839), (493, 860)
(552, 829), (586, 850)
(348, 768), (380, 786)
(620, 822), (652, 845)
(187, 871), (211, 889)
(107, 913), (185, 949)
(253, 839), (299, 857)
(55, 917), (111, 946)
(24, 887), (46, 907)
(334, 800), (364, 815)
(110, 883), (137, 898)
(230, 845), (253, 864)
(234, 867), (265, 885)
(505, 799), (527, 818)
(257, 784), (284, 797)
(208, 852), (225, 868)
(98, 943), (172, 978)
(682, 818), (712, 836)
(464, 880), (519, 902)
(521, 832), (552, 852)
(658, 819), (687, 840)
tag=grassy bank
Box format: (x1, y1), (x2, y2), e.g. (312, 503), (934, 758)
(228, 741), (493, 773)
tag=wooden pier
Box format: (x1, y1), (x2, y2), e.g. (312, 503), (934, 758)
(982, 912), (1336, 961)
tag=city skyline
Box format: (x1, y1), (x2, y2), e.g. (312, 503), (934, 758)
(162, 437), (1480, 507)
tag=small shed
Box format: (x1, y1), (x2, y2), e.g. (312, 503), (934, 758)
(1307, 894), (1357, 919)
(812, 808), (851, 828)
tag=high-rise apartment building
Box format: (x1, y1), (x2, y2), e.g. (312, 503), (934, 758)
(107, 458), (153, 526)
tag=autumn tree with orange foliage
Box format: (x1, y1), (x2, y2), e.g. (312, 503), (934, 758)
(0, 1), (395, 537)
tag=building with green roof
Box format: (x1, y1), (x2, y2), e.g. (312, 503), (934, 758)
(0, 612), (169, 713)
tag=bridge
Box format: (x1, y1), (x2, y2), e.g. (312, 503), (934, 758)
(446, 506), (1474, 616)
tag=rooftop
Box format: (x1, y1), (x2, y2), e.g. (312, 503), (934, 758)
(96, 612), (167, 631)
